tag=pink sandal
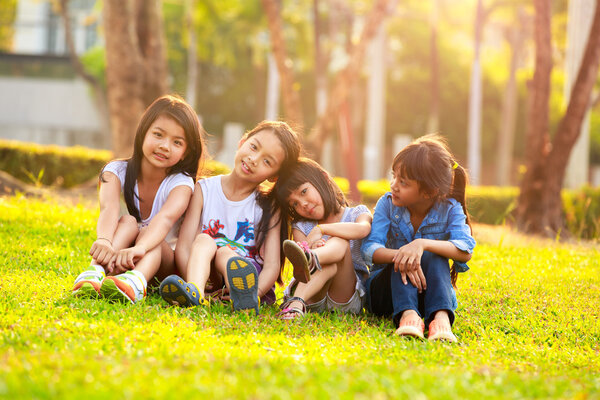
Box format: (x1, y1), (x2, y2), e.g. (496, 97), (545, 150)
(395, 312), (425, 339)
(428, 319), (458, 343)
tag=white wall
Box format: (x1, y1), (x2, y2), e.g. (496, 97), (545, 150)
(0, 77), (108, 149)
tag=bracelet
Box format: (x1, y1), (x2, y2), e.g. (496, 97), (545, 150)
(96, 237), (113, 246)
(316, 225), (324, 235)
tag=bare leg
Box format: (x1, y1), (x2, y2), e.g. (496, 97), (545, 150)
(213, 246), (240, 291)
(184, 233), (218, 297)
(289, 239), (356, 309)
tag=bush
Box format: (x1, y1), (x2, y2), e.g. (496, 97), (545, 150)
(0, 140), (229, 188)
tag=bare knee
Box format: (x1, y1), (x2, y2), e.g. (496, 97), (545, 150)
(118, 215), (138, 228)
(193, 233), (217, 251)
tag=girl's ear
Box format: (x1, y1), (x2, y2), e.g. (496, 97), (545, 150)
(423, 187), (439, 199)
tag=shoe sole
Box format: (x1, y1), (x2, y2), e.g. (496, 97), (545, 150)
(100, 277), (135, 304)
(72, 281), (101, 299)
(428, 332), (458, 343)
(160, 276), (197, 307)
(283, 240), (311, 283)
(226, 256), (259, 314)
(395, 325), (425, 339)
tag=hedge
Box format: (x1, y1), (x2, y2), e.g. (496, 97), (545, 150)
(2, 140), (598, 238)
(0, 139), (230, 188)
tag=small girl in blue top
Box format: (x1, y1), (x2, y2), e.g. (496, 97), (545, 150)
(361, 134), (475, 342)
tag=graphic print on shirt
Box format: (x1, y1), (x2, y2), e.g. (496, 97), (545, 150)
(202, 218), (257, 259)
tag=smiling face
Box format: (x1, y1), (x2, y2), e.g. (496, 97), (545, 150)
(287, 182), (325, 221)
(234, 129), (285, 184)
(141, 114), (188, 172)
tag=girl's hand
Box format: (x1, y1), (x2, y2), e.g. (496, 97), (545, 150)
(306, 225), (323, 247)
(114, 245), (146, 271)
(393, 239), (427, 292)
(89, 238), (115, 267)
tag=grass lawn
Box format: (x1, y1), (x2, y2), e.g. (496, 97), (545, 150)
(0, 195), (599, 399)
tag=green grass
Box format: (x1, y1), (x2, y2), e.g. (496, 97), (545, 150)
(1, 195), (599, 399)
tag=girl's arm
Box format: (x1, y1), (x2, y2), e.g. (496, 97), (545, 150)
(306, 213), (372, 245)
(174, 183), (204, 271)
(90, 172), (121, 268)
(373, 238), (471, 265)
(117, 185), (193, 270)
(257, 212), (282, 299)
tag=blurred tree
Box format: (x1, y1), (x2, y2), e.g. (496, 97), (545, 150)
(0, 0), (17, 51)
(103, 0), (169, 157)
(516, 0), (600, 236)
(261, 0), (395, 158)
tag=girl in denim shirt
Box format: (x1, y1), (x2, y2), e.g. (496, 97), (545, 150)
(361, 135), (475, 342)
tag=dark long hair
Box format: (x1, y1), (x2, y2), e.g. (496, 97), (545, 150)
(274, 157), (348, 223)
(392, 134), (471, 286)
(103, 95), (204, 221)
(246, 121), (302, 283)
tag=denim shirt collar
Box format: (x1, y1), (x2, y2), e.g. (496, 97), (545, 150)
(395, 197), (445, 241)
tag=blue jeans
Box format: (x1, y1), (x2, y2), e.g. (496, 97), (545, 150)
(365, 251), (456, 327)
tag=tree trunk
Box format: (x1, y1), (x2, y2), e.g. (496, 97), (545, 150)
(104, 0), (169, 158)
(306, 0), (393, 157)
(515, 0), (552, 234)
(516, 0), (600, 236)
(427, 0), (440, 134)
(543, 0), (600, 232)
(496, 8), (526, 186)
(260, 0), (304, 129)
(134, 0), (169, 106)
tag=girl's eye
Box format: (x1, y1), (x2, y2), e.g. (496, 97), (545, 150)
(153, 131), (162, 137)
(264, 159), (271, 166)
(301, 188), (307, 195)
(250, 143), (257, 150)
(174, 140), (184, 146)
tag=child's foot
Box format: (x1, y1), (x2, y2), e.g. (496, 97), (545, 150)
(428, 319), (458, 343)
(100, 271), (146, 304)
(283, 240), (321, 284)
(72, 266), (105, 298)
(276, 296), (306, 320)
(160, 275), (209, 307)
(226, 256), (259, 315)
(395, 312), (425, 339)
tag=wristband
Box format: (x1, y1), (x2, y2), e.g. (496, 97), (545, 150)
(316, 225), (324, 235)
(96, 237), (113, 246)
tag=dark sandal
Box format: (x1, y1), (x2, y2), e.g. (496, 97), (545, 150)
(283, 240), (321, 284)
(277, 296), (307, 320)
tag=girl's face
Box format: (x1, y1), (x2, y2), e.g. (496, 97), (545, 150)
(235, 129), (285, 184)
(287, 182), (324, 220)
(389, 167), (427, 209)
(142, 114), (188, 171)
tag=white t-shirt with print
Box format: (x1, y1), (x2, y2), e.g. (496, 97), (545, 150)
(198, 175), (263, 264)
(102, 160), (195, 246)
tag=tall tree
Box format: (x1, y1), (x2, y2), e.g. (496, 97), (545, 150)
(516, 0), (600, 236)
(261, 0), (394, 157)
(103, 0), (169, 157)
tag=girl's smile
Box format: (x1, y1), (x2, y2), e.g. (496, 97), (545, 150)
(142, 115), (187, 171)
(235, 129), (285, 183)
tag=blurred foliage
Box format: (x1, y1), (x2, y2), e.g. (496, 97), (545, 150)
(0, 0), (17, 51)
(79, 45), (106, 88)
(0, 140), (229, 188)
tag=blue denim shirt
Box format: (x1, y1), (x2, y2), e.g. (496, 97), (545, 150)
(361, 193), (476, 272)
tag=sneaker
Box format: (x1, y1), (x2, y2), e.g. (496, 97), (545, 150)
(100, 271), (146, 304)
(283, 240), (321, 283)
(160, 275), (209, 307)
(72, 266), (105, 298)
(226, 256), (260, 314)
(395, 313), (425, 339)
(428, 319), (458, 343)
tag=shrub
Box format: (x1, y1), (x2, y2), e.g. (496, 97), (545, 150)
(0, 140), (229, 188)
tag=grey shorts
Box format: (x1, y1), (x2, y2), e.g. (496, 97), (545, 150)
(285, 273), (366, 314)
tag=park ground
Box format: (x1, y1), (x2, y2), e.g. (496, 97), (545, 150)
(0, 193), (599, 399)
